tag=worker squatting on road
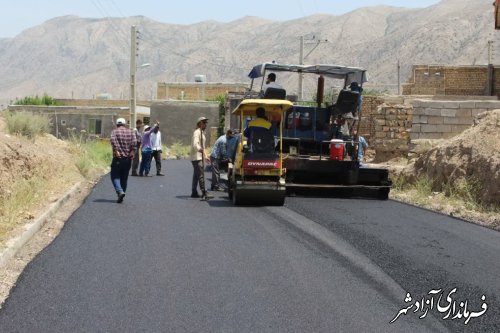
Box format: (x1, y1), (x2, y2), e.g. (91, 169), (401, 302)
(210, 129), (236, 191)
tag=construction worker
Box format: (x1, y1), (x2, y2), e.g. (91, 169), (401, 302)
(243, 107), (271, 139)
(190, 116), (213, 200)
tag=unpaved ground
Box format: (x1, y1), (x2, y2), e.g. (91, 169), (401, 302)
(385, 109), (500, 230)
(413, 109), (500, 205)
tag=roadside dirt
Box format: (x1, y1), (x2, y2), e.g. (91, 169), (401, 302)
(386, 110), (500, 230)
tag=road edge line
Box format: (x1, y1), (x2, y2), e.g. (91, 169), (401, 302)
(267, 206), (406, 299)
(0, 182), (82, 269)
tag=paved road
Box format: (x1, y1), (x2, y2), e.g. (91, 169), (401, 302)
(285, 196), (500, 332)
(0, 160), (496, 332)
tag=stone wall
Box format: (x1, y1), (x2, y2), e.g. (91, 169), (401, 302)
(411, 100), (500, 139)
(357, 96), (386, 142)
(157, 83), (246, 101)
(369, 103), (413, 161)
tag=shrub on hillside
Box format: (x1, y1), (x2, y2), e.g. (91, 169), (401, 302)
(5, 111), (50, 139)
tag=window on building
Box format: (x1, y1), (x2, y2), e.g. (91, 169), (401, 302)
(88, 118), (102, 135)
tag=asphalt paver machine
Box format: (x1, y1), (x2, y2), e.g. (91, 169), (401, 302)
(247, 63), (392, 199)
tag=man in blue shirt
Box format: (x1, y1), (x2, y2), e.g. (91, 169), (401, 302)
(210, 129), (235, 191)
(353, 130), (368, 166)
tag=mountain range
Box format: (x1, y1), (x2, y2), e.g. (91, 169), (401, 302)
(0, 0), (496, 106)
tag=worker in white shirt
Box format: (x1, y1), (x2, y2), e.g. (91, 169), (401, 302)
(150, 123), (164, 176)
(262, 73), (283, 93)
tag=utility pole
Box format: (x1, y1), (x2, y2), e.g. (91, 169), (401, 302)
(487, 40), (494, 96)
(298, 35), (328, 101)
(488, 40), (494, 65)
(397, 59), (401, 95)
(130, 25), (137, 126)
(298, 36), (304, 101)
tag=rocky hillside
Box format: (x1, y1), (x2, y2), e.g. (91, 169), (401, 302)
(0, 0), (495, 104)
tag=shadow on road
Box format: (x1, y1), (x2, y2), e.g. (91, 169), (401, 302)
(93, 199), (118, 203)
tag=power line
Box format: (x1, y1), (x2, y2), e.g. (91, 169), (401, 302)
(296, 0), (306, 17)
(91, 0), (129, 52)
(91, 1), (249, 80)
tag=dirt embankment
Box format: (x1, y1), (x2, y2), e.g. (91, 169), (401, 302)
(412, 110), (500, 205)
(384, 109), (500, 229)
(0, 117), (85, 241)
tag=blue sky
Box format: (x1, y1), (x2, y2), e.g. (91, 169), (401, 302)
(1, 0), (441, 38)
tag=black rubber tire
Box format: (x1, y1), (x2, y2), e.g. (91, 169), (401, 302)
(232, 187), (240, 206)
(378, 188), (390, 200)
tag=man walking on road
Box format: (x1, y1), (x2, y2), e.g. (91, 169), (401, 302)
(110, 118), (136, 203)
(190, 116), (213, 201)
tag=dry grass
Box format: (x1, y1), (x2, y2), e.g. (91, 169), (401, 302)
(74, 141), (112, 178)
(167, 142), (191, 159)
(0, 115), (109, 243)
(0, 160), (82, 243)
(4, 111), (50, 139)
(390, 174), (500, 230)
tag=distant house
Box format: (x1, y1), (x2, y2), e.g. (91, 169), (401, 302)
(7, 99), (153, 139)
(403, 65), (500, 98)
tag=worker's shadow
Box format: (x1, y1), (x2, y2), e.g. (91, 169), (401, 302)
(175, 195), (234, 207)
(93, 199), (119, 203)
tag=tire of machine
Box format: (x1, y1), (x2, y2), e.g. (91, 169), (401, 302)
(228, 179), (234, 200)
(232, 187), (241, 206)
(378, 187), (390, 200)
(272, 192), (286, 206)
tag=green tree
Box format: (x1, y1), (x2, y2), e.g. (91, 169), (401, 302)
(14, 94), (60, 106)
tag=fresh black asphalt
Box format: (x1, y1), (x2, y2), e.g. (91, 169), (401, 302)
(285, 196), (500, 332)
(0, 160), (497, 332)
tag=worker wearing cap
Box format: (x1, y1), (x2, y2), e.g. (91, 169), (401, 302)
(139, 121), (159, 177)
(110, 118), (136, 203)
(190, 116), (213, 200)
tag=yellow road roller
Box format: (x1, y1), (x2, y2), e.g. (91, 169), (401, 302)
(228, 99), (294, 206)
